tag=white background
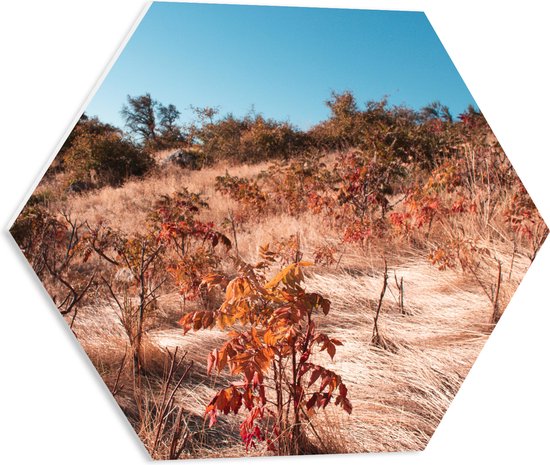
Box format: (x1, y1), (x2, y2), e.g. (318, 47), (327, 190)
(1, 1), (549, 464)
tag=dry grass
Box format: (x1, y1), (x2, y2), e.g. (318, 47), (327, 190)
(46, 158), (534, 459)
(52, 162), (268, 234)
(73, 252), (527, 456)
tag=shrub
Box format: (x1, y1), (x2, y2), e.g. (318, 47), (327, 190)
(308, 93), (456, 169)
(259, 156), (337, 215)
(307, 91), (362, 150)
(238, 115), (306, 162)
(84, 220), (167, 377)
(11, 207), (96, 325)
(193, 111), (306, 164)
(150, 189), (231, 302)
(215, 173), (267, 215)
(63, 116), (153, 187)
(179, 260), (351, 454)
(503, 181), (548, 261)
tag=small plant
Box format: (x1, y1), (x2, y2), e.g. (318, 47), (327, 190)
(151, 189), (231, 303)
(429, 233), (506, 324)
(389, 160), (474, 240)
(179, 260), (352, 455)
(394, 272), (406, 315)
(329, 149), (404, 245)
(259, 157), (336, 215)
(370, 260), (396, 351)
(215, 173), (267, 217)
(259, 235), (303, 267)
(86, 222), (165, 379)
(335, 150), (400, 219)
(313, 244), (337, 268)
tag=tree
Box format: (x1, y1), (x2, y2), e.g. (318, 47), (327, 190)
(190, 105), (219, 125)
(158, 103), (180, 134)
(158, 103), (183, 145)
(121, 93), (159, 146)
(420, 101), (453, 123)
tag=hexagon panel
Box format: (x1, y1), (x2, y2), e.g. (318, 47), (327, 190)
(10, 2), (547, 460)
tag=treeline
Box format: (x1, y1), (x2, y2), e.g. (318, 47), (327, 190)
(46, 91), (488, 191)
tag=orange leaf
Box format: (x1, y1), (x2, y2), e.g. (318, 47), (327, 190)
(207, 351), (214, 375)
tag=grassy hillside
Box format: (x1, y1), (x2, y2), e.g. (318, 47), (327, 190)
(11, 97), (546, 459)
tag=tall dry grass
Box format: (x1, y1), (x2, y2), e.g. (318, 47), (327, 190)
(44, 153), (536, 458)
(52, 163), (267, 234)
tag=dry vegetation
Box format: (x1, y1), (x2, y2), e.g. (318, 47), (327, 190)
(11, 93), (547, 459)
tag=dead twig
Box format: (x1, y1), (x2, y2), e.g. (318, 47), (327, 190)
(394, 271), (406, 315)
(371, 260), (394, 351)
(490, 260), (502, 324)
(111, 349), (128, 396)
(151, 348), (193, 457)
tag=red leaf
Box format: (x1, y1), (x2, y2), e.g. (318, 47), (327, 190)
(306, 393), (319, 411)
(308, 366), (323, 387)
(327, 342), (336, 360)
(319, 374), (332, 393)
(339, 383), (348, 398)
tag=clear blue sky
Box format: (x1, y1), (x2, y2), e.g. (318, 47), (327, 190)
(85, 2), (477, 130)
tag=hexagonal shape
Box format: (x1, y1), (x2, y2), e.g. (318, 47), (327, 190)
(9, 2), (547, 461)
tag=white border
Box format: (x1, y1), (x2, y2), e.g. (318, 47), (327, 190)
(1, 1), (549, 464)
(5, 2), (153, 228)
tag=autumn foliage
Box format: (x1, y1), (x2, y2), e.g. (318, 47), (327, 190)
(179, 258), (351, 454)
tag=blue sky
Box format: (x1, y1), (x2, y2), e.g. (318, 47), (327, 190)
(85, 2), (477, 130)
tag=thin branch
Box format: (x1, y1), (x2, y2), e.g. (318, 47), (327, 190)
(111, 349), (128, 396)
(372, 259), (388, 343)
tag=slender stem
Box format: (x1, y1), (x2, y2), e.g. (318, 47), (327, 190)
(372, 260), (388, 343)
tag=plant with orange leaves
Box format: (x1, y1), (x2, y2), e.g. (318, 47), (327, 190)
(179, 259), (352, 455)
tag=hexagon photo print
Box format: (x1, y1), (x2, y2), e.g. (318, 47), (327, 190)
(9, 1), (547, 460)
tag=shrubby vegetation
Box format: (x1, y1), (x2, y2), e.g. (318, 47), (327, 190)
(11, 90), (547, 459)
(47, 91), (505, 195)
(308, 92), (457, 169)
(52, 114), (153, 189)
(190, 109), (307, 164)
